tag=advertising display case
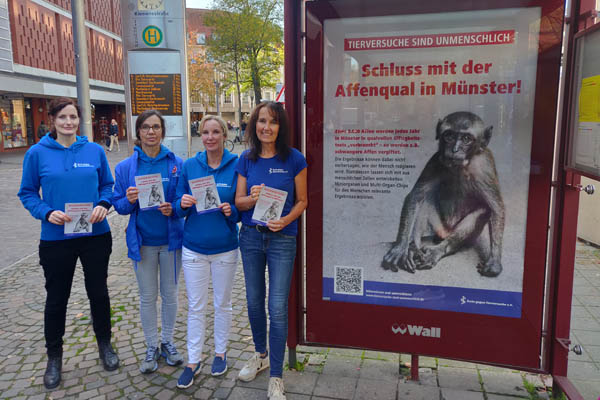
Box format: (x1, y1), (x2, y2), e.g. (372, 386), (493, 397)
(304, 0), (565, 369)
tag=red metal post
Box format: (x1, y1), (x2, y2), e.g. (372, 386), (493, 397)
(284, 0), (303, 365)
(410, 354), (420, 381)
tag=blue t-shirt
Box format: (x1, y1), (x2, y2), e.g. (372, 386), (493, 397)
(236, 148), (307, 236)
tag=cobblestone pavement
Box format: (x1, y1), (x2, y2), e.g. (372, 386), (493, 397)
(0, 139), (598, 399)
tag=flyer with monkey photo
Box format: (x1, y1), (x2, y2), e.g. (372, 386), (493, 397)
(252, 186), (288, 226)
(321, 8), (541, 318)
(135, 173), (164, 210)
(189, 176), (221, 214)
(64, 202), (93, 236)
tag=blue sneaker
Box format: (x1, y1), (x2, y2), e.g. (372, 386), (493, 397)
(211, 354), (227, 376)
(139, 346), (160, 374)
(160, 342), (183, 366)
(177, 363), (201, 389)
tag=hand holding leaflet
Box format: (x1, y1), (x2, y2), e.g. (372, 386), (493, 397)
(135, 173), (165, 210)
(64, 203), (93, 236)
(189, 175), (221, 214)
(251, 186), (288, 226)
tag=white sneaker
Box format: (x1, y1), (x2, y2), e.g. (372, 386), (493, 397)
(268, 377), (286, 400)
(238, 352), (269, 382)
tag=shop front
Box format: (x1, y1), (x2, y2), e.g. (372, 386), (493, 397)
(0, 97), (34, 151)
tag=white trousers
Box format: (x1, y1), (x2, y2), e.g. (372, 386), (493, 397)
(182, 246), (238, 364)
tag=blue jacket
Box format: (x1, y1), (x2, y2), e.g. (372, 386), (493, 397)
(18, 135), (113, 240)
(113, 145), (184, 264)
(175, 150), (239, 255)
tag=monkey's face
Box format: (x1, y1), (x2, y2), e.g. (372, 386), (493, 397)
(440, 129), (477, 165)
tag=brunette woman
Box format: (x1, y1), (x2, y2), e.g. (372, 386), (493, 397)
(18, 97), (119, 390)
(235, 102), (308, 400)
(113, 109), (184, 373)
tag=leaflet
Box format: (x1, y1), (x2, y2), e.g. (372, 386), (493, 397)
(64, 202), (93, 236)
(135, 173), (164, 210)
(189, 175), (221, 214)
(251, 186), (288, 226)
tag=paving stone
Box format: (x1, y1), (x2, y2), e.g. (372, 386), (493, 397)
(313, 375), (357, 399)
(440, 387), (485, 400)
(359, 358), (399, 382)
(480, 370), (528, 397)
(397, 380), (441, 400)
(227, 386), (266, 400)
(282, 370), (318, 394)
(566, 359), (600, 381)
(487, 394), (529, 399)
(353, 378), (397, 400)
(437, 367), (482, 391)
(321, 355), (361, 378)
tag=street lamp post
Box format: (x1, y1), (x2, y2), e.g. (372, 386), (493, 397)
(213, 69), (221, 116)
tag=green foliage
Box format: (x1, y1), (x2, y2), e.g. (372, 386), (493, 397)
(204, 0), (283, 118)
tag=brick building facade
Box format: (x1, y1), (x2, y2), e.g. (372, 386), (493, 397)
(0, 0), (125, 151)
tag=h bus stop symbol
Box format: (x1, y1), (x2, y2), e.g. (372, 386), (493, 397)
(142, 26), (163, 47)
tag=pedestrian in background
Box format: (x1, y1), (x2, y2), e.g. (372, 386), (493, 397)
(109, 118), (120, 152)
(112, 109), (185, 374)
(234, 101), (308, 400)
(18, 97), (119, 390)
(37, 120), (48, 140)
(174, 115), (240, 389)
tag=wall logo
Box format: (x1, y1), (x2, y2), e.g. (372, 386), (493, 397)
(461, 296), (466, 305)
(142, 26), (163, 47)
(391, 323), (441, 338)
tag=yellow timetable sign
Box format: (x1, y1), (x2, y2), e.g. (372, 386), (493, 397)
(130, 74), (182, 116)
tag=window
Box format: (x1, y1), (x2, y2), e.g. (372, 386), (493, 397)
(224, 93), (232, 103)
(196, 33), (206, 45)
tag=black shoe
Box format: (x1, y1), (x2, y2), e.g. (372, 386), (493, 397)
(43, 355), (62, 390)
(98, 341), (120, 371)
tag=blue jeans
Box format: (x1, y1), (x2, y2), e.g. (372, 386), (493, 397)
(135, 245), (182, 348)
(239, 224), (297, 378)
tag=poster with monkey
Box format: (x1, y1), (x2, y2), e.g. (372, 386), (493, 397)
(321, 8), (541, 318)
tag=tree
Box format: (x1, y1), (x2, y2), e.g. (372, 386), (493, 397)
(205, 0), (283, 122)
(187, 47), (216, 111)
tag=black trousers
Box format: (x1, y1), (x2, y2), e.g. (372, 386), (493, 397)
(39, 232), (113, 357)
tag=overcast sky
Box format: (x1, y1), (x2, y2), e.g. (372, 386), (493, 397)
(186, 0), (213, 9)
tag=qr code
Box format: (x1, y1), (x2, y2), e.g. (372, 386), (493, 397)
(334, 266), (363, 295)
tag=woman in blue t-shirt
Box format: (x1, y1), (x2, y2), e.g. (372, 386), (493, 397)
(113, 110), (184, 374)
(234, 101), (308, 400)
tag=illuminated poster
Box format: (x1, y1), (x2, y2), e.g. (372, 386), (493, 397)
(322, 8), (541, 318)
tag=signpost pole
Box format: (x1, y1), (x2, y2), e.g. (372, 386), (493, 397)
(71, 0), (92, 141)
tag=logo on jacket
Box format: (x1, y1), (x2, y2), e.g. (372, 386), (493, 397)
(73, 162), (93, 168)
(391, 323), (441, 338)
(172, 166), (177, 174)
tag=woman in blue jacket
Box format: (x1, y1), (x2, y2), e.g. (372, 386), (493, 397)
(113, 109), (184, 374)
(18, 97), (119, 390)
(174, 115), (239, 389)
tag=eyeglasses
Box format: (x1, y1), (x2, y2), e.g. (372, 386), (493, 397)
(140, 124), (162, 132)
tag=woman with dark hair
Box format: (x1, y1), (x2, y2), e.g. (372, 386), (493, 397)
(18, 97), (119, 390)
(174, 115), (240, 388)
(234, 101), (308, 400)
(112, 109), (185, 374)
